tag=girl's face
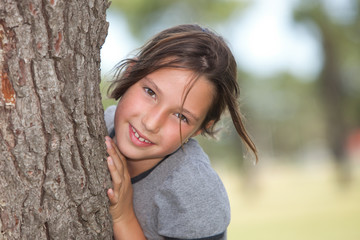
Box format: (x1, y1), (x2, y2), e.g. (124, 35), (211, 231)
(114, 68), (214, 164)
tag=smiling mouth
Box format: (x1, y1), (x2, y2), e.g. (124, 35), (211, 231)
(131, 126), (152, 144)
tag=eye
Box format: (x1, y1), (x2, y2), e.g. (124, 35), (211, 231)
(174, 113), (189, 123)
(144, 87), (156, 99)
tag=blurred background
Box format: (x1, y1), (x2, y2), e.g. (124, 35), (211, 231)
(100, 0), (360, 239)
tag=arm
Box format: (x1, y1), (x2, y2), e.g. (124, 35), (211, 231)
(105, 136), (146, 240)
(111, 211), (145, 240)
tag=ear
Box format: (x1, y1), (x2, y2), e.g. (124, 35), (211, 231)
(191, 120), (215, 137)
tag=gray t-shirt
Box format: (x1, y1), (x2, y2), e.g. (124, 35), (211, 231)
(105, 106), (230, 239)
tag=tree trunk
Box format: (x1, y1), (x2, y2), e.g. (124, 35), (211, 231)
(0, 0), (112, 239)
(319, 28), (349, 183)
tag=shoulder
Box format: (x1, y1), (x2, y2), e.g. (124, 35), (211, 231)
(155, 139), (230, 239)
(161, 139), (227, 199)
(104, 105), (116, 135)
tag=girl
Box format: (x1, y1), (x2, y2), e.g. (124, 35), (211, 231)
(104, 24), (257, 239)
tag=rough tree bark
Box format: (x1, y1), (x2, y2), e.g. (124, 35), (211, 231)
(0, 0), (112, 239)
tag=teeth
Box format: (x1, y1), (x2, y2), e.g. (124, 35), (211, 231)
(132, 126), (151, 143)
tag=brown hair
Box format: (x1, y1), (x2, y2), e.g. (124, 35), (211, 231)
(108, 24), (258, 162)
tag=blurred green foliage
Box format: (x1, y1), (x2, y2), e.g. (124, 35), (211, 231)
(100, 80), (117, 110)
(242, 73), (325, 156)
(110, 0), (247, 38)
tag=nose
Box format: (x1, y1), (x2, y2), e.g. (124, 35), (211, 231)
(141, 106), (166, 133)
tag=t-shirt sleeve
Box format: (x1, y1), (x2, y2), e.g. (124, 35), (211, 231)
(104, 105), (117, 135)
(154, 160), (230, 239)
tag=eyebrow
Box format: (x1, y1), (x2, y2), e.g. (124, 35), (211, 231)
(144, 77), (200, 122)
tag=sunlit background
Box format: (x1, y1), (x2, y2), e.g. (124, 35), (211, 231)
(100, 0), (360, 239)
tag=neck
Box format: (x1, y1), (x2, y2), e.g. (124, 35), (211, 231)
(126, 157), (163, 178)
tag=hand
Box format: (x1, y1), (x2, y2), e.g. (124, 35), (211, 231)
(105, 136), (134, 223)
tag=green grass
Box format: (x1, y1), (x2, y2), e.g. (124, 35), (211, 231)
(215, 161), (360, 240)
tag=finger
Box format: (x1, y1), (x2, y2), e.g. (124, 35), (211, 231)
(107, 156), (122, 193)
(105, 137), (124, 174)
(105, 136), (117, 156)
(105, 136), (126, 163)
(109, 138), (128, 168)
(107, 188), (118, 206)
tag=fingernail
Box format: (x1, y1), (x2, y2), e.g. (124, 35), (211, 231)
(107, 156), (113, 165)
(105, 140), (112, 149)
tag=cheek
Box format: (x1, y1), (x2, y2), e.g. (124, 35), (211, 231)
(115, 96), (138, 117)
(160, 122), (181, 139)
(114, 100), (131, 129)
(164, 122), (196, 141)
